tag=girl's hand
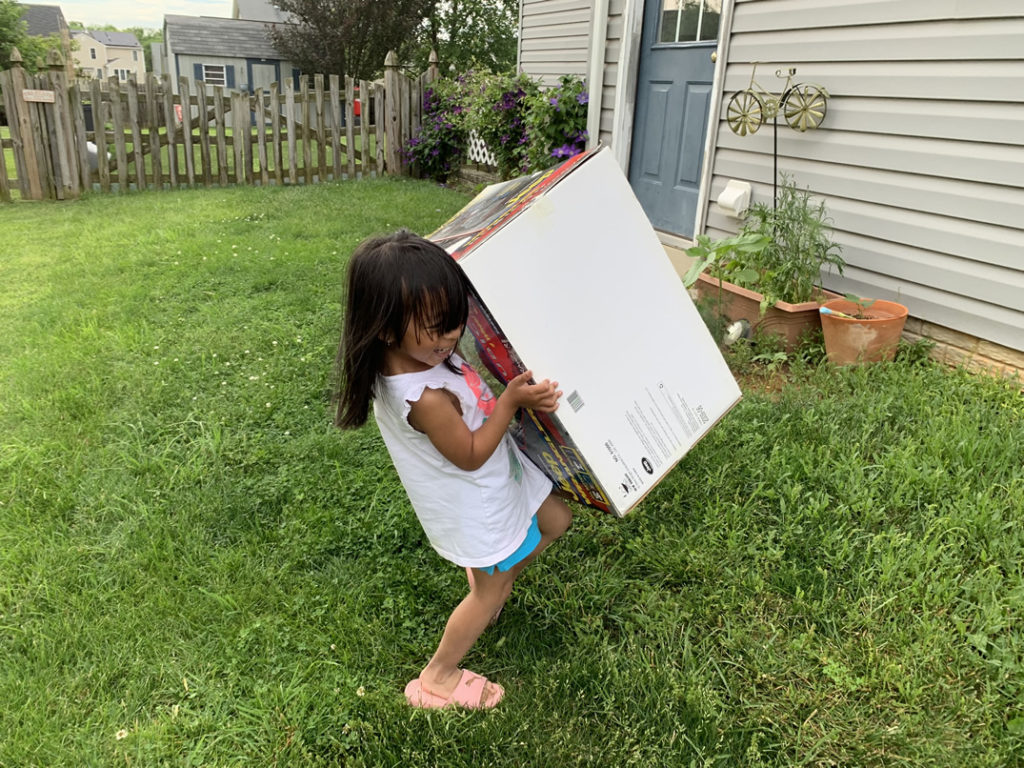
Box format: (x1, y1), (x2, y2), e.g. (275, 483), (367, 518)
(503, 370), (562, 413)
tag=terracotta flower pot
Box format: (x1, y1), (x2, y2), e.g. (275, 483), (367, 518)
(694, 274), (841, 352)
(819, 298), (909, 365)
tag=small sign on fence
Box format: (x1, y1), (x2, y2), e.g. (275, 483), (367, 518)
(22, 89), (56, 103)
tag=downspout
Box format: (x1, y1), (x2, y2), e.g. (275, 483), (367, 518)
(516, 1), (525, 71)
(694, 0), (737, 237)
(586, 0), (609, 149)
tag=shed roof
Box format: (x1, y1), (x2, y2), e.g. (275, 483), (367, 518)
(164, 14), (288, 60)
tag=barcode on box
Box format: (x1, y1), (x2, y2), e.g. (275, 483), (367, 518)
(567, 390), (584, 412)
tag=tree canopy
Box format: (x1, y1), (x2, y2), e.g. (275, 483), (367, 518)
(268, 0), (518, 81)
(418, 0), (518, 75)
(268, 0), (434, 82)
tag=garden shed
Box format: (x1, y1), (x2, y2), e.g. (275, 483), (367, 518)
(159, 14), (299, 97)
(518, 0), (1024, 372)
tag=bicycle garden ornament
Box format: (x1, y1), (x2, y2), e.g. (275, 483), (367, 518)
(726, 64), (829, 136)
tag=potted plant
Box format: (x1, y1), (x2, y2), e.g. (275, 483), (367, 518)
(819, 294), (909, 364)
(684, 175), (845, 351)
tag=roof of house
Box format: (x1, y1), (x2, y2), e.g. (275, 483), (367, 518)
(75, 30), (142, 48)
(19, 4), (68, 36)
(164, 15), (287, 60)
(232, 0), (292, 23)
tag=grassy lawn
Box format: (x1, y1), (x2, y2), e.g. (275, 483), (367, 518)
(1, 181), (1022, 767)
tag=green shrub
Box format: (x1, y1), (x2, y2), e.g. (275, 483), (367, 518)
(524, 74), (589, 170)
(404, 70), (589, 181)
(405, 79), (468, 184)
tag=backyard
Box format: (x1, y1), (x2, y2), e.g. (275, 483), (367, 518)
(0, 179), (1022, 766)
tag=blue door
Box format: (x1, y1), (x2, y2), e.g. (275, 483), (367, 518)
(629, 0), (720, 237)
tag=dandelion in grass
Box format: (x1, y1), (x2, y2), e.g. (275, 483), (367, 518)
(356, 686), (366, 697)
(116, 729), (128, 740)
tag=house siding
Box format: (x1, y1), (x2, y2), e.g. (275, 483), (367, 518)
(518, 0), (593, 86)
(703, 0), (1024, 352)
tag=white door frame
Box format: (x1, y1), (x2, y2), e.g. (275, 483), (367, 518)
(609, 0), (737, 246)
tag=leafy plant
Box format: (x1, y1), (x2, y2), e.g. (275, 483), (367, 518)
(404, 69), (589, 182)
(524, 74), (589, 170)
(463, 70), (539, 178)
(735, 174), (846, 305)
(405, 80), (467, 184)
(843, 292), (876, 317)
(682, 231), (772, 289)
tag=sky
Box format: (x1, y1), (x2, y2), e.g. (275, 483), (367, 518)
(55, 0), (233, 30)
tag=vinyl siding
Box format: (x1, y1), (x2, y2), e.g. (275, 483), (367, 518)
(703, 0), (1024, 351)
(518, 0), (592, 86)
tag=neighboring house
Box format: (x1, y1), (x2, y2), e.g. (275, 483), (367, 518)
(17, 3), (73, 73)
(160, 14), (298, 96)
(519, 0), (1024, 369)
(71, 30), (145, 81)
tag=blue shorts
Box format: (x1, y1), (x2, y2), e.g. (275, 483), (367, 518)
(480, 514), (541, 575)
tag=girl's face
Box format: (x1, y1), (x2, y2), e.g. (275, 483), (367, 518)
(387, 321), (464, 374)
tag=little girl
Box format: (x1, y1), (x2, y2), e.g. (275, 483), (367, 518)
(334, 230), (573, 710)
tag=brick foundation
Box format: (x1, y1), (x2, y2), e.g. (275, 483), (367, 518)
(901, 318), (1023, 380)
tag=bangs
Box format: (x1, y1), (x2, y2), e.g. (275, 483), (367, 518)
(401, 251), (469, 336)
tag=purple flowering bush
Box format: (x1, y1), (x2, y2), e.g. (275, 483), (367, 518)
(524, 74), (589, 170)
(464, 71), (539, 179)
(405, 79), (468, 184)
(404, 71), (589, 182)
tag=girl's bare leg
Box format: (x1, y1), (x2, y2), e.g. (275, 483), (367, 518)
(418, 494), (572, 699)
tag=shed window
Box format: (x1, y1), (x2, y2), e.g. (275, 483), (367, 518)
(659, 0), (721, 43)
(202, 64), (226, 86)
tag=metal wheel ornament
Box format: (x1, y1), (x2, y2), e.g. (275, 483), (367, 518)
(783, 85), (828, 132)
(726, 90), (765, 136)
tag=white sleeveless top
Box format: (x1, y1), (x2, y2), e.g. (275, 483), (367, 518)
(373, 354), (553, 567)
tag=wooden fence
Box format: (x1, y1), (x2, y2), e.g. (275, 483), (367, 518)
(0, 49), (439, 202)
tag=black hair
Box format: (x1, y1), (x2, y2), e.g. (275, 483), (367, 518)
(333, 229), (470, 429)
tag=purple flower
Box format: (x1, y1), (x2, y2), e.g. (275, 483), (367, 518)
(549, 96), (559, 106)
(576, 92), (589, 105)
(550, 144), (581, 159)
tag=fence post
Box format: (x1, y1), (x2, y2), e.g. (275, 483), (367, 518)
(383, 50), (403, 175)
(5, 49), (45, 199)
(47, 49), (80, 199)
(427, 48), (439, 83)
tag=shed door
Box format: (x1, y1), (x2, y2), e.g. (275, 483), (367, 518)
(629, 1), (720, 237)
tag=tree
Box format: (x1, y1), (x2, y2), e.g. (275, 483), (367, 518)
(417, 0), (517, 75)
(0, 0), (61, 73)
(268, 0), (434, 81)
(1, 0), (27, 68)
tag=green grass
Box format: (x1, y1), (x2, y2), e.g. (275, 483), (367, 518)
(1, 181), (1023, 767)
(1, 124), (377, 189)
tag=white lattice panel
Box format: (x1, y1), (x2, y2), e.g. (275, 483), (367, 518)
(467, 130), (498, 166)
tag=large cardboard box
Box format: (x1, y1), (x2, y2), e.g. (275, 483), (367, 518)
(430, 146), (740, 517)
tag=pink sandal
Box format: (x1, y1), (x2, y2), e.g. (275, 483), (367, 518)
(404, 669), (505, 709)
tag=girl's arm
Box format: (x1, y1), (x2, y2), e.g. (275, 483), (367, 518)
(408, 370), (561, 472)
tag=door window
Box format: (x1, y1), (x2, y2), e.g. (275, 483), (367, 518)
(658, 0), (721, 43)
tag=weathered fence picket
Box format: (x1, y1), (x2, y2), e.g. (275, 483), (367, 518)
(1, 48), (452, 202)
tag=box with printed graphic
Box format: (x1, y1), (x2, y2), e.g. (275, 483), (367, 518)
(430, 145), (740, 517)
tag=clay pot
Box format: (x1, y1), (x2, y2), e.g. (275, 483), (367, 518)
(695, 274), (841, 352)
(819, 298), (909, 365)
